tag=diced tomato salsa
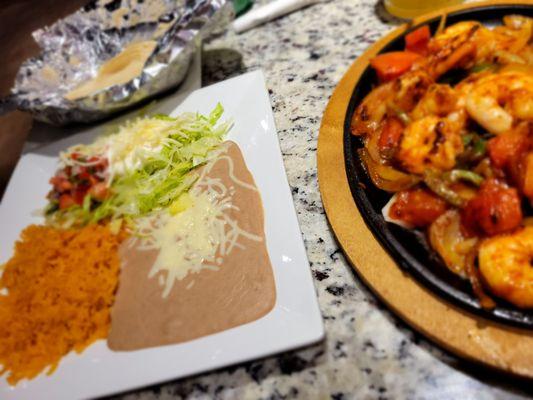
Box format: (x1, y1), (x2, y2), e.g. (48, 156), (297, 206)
(47, 154), (109, 211)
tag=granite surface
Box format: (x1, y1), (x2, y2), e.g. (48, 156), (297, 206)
(112, 1), (532, 399)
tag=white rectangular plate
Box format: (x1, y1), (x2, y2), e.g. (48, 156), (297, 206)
(0, 70), (324, 400)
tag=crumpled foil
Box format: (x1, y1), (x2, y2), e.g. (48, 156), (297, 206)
(10, 0), (233, 126)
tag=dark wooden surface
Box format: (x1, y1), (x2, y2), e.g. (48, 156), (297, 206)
(0, 0), (88, 197)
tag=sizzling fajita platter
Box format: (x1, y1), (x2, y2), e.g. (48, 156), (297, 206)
(318, 1), (533, 377)
(0, 71), (324, 399)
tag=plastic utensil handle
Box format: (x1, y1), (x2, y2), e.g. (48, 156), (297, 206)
(233, 0), (323, 33)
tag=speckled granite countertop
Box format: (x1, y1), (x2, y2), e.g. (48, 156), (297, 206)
(113, 1), (531, 399)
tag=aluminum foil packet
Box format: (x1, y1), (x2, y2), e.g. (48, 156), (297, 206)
(10, 0), (233, 125)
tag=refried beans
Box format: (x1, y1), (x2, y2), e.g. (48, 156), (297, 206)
(107, 141), (276, 350)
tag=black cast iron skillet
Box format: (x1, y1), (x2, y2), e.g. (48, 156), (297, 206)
(344, 4), (533, 329)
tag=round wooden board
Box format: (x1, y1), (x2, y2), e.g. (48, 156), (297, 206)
(317, 0), (533, 378)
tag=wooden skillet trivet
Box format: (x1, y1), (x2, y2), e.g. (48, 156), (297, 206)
(317, 0), (533, 378)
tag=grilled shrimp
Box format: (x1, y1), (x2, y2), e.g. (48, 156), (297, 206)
(465, 71), (533, 135)
(478, 226), (533, 308)
(351, 70), (433, 137)
(395, 115), (464, 174)
(355, 78), (467, 174)
(426, 16), (533, 77)
(394, 84), (466, 174)
(426, 21), (482, 77)
(392, 70), (434, 112)
(411, 83), (466, 119)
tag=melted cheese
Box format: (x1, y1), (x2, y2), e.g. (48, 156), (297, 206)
(133, 152), (262, 298)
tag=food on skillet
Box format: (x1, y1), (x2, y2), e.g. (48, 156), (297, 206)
(1, 106), (275, 384)
(351, 15), (533, 309)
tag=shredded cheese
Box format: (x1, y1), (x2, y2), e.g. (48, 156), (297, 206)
(63, 117), (176, 177)
(133, 151), (262, 298)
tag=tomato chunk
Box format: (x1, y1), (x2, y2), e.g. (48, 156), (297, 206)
(59, 194), (76, 210)
(378, 116), (404, 157)
(461, 179), (522, 237)
(405, 25), (431, 55)
(370, 51), (422, 82)
(389, 188), (448, 228)
(487, 131), (529, 170)
(50, 176), (72, 192)
(73, 187), (89, 205)
(89, 182), (108, 201)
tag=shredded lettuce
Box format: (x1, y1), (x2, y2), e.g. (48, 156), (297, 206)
(47, 104), (231, 227)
